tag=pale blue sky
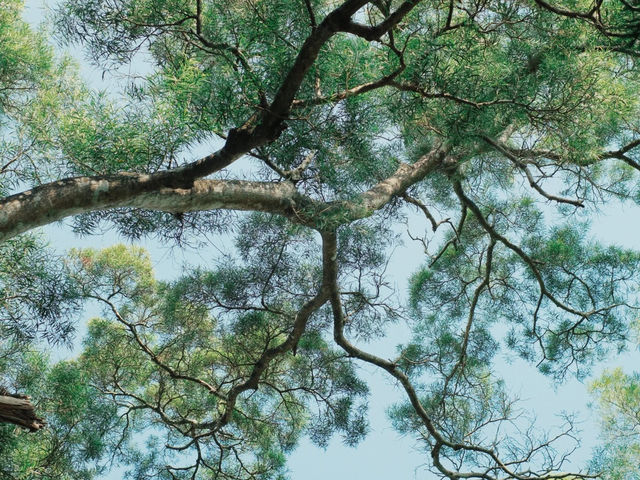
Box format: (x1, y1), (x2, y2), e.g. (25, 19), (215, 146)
(21, 1), (640, 478)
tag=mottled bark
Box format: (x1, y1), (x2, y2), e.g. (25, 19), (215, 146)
(0, 177), (307, 242)
(0, 148), (451, 241)
(0, 0), (436, 242)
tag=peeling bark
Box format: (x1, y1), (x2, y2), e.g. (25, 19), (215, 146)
(0, 393), (46, 432)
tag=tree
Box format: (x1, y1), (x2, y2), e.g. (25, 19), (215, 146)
(2, 0), (640, 478)
(589, 353), (640, 479)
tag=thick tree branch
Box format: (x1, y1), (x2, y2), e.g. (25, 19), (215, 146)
(0, 146), (453, 240)
(0, 0), (370, 239)
(342, 0), (421, 40)
(260, 0), (372, 128)
(0, 177), (307, 242)
(601, 138), (640, 170)
(1, 0), (446, 243)
(0, 392), (46, 432)
(290, 146), (454, 229)
(352, 146), (452, 216)
(190, 0), (377, 145)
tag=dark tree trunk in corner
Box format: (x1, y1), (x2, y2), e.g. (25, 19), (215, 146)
(0, 391), (45, 432)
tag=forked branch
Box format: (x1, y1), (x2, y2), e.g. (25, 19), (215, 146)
(324, 229), (595, 480)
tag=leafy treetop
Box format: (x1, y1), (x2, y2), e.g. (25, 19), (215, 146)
(1, 0), (640, 478)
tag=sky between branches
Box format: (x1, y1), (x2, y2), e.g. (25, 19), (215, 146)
(19, 0), (640, 478)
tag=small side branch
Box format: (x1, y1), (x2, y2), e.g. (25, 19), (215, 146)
(304, 0), (317, 29)
(481, 136), (584, 208)
(401, 193), (447, 231)
(391, 81), (523, 109)
(292, 68), (404, 107)
(601, 138), (640, 171)
(341, 0), (422, 41)
(452, 180), (609, 320)
(441, 239), (495, 397)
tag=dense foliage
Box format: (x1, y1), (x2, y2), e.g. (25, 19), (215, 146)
(1, 0), (640, 478)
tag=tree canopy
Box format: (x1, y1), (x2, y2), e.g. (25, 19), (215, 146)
(2, 0), (640, 478)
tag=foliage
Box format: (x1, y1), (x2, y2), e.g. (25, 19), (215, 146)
(68, 244), (367, 479)
(0, 234), (80, 346)
(2, 0), (640, 479)
(0, 345), (117, 480)
(589, 366), (640, 479)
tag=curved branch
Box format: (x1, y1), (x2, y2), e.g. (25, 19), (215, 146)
(480, 136), (585, 207)
(0, 177), (306, 242)
(325, 229), (596, 480)
(261, 0), (372, 126)
(207, 231), (335, 430)
(402, 193), (448, 231)
(390, 81), (525, 109)
(352, 146), (452, 216)
(601, 138), (640, 170)
(342, 0), (422, 41)
(0, 145), (452, 240)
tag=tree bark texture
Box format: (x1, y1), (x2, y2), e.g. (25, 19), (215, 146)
(0, 392), (46, 432)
